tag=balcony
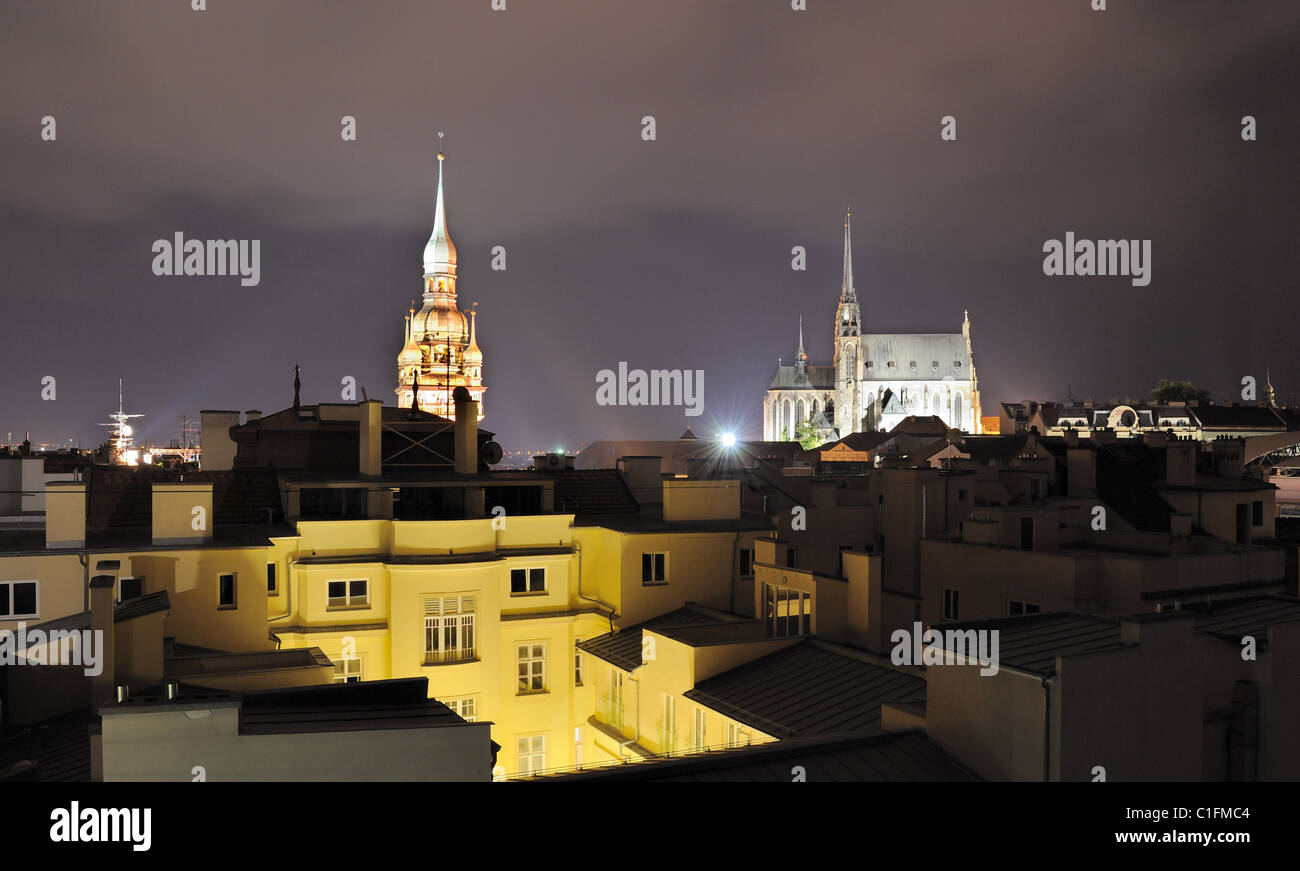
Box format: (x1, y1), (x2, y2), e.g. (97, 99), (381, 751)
(422, 647), (478, 666)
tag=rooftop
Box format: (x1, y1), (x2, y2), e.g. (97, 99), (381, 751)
(683, 639), (925, 737)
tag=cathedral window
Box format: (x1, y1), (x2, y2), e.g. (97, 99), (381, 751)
(954, 361), (962, 368)
(887, 361), (896, 369)
(931, 361), (939, 370)
(909, 361), (917, 369)
(865, 361), (874, 369)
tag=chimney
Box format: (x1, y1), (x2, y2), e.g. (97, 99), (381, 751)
(453, 387), (478, 474)
(1212, 439), (1244, 479)
(89, 575), (116, 710)
(618, 456), (664, 507)
(199, 410), (241, 471)
(357, 399), (382, 476)
(1165, 439), (1197, 487)
(244, 409), (261, 423)
(45, 481), (86, 549)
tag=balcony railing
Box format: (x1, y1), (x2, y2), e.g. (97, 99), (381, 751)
(423, 647), (477, 665)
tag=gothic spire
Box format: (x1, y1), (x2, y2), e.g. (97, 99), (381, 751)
(840, 209), (856, 304)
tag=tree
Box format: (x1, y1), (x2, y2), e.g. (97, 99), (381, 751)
(1150, 379), (1211, 403)
(794, 418), (822, 450)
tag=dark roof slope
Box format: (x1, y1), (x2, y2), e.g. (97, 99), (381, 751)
(577, 607), (731, 671)
(1189, 405), (1286, 429)
(684, 640), (925, 737)
(933, 612), (1125, 676)
(537, 730), (979, 782)
(1188, 595), (1300, 646)
(0, 710), (94, 783)
(27, 590), (170, 635)
(237, 677), (475, 735)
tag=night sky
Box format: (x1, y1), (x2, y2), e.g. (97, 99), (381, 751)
(2, 1), (1297, 454)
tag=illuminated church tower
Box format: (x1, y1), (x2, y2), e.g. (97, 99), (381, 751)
(395, 145), (486, 421)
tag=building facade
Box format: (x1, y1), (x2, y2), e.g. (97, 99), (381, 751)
(395, 151), (485, 421)
(763, 213), (982, 441)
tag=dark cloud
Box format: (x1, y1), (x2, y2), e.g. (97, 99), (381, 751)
(1, 0), (1297, 450)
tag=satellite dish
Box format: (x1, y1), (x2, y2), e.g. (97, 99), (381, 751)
(481, 441), (503, 465)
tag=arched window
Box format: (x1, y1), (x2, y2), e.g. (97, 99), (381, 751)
(811, 400), (819, 419)
(953, 393), (964, 431)
(795, 399), (806, 424)
(783, 399), (792, 436)
(933, 394), (941, 414)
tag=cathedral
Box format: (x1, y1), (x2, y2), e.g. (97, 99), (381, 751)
(763, 213), (982, 441)
(395, 149), (486, 422)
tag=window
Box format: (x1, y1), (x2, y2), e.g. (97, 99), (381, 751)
(887, 361), (896, 369)
(266, 563), (277, 596)
(510, 567), (546, 595)
(574, 645), (584, 686)
(641, 552), (667, 585)
(958, 489), (969, 501)
(1009, 600), (1040, 616)
(693, 708), (707, 750)
(424, 595), (476, 664)
(446, 696), (477, 722)
(763, 583), (811, 638)
(943, 588), (959, 620)
(218, 573), (236, 609)
(1252, 501), (1264, 527)
(931, 360), (939, 369)
(909, 361), (917, 369)
(954, 361), (962, 369)
(0, 580), (38, 619)
(1030, 478), (1042, 501)
(299, 487), (366, 520)
(333, 656), (362, 683)
(517, 643), (546, 694)
(327, 579), (369, 608)
(661, 694), (677, 754)
(118, 577), (143, 602)
(785, 547), (796, 568)
(724, 722), (748, 749)
(739, 547), (754, 578)
(865, 360), (874, 370)
(517, 735), (546, 775)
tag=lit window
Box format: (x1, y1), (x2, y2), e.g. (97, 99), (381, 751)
(574, 645), (584, 686)
(517, 734), (546, 775)
(446, 696), (478, 722)
(424, 596), (476, 664)
(693, 708), (707, 750)
(517, 643), (546, 694)
(333, 656), (362, 683)
(763, 583), (811, 638)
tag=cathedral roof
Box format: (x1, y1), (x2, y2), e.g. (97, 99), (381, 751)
(861, 333), (971, 381)
(769, 364), (834, 390)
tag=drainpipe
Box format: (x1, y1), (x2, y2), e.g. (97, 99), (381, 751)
(730, 531), (740, 613)
(268, 557), (299, 624)
(573, 540), (616, 629)
(1042, 673), (1054, 781)
(78, 552), (90, 612)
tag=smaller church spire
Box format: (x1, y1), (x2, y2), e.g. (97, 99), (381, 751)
(293, 363), (301, 411)
(796, 314), (807, 362)
(423, 133), (457, 280)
